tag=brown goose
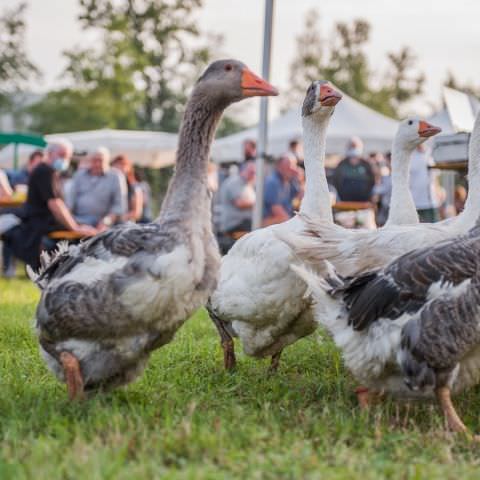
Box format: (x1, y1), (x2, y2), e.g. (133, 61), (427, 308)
(29, 60), (278, 399)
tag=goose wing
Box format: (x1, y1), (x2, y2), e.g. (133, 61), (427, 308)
(34, 223), (176, 287)
(341, 228), (480, 331)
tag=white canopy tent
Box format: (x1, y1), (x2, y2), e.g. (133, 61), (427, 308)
(0, 128), (178, 169)
(212, 91), (399, 163)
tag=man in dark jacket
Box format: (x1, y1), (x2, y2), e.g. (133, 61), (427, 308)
(4, 139), (97, 269)
(333, 136), (375, 202)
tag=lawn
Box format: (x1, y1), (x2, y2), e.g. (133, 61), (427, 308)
(2, 275), (480, 479)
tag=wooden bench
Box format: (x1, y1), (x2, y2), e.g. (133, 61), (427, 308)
(48, 230), (88, 241)
(333, 201), (374, 212)
(0, 198), (25, 208)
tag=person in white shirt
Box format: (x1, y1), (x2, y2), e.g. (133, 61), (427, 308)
(409, 143), (439, 223)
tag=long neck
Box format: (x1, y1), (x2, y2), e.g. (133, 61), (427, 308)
(461, 114), (480, 220)
(156, 92), (224, 223)
(299, 115), (333, 222)
(385, 140), (418, 226)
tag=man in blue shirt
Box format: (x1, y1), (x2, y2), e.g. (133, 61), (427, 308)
(263, 154), (301, 226)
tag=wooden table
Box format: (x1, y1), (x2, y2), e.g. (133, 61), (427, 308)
(332, 201), (374, 212)
(0, 198), (25, 208)
(429, 161), (468, 172)
(48, 230), (88, 241)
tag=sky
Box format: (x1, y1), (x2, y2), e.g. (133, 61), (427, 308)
(5, 0), (480, 120)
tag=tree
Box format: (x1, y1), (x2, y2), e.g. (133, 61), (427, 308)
(0, 2), (41, 112)
(286, 10), (424, 118)
(445, 71), (480, 98)
(74, 0), (219, 132)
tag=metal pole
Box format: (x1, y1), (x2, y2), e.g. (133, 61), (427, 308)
(252, 0), (275, 229)
(13, 143), (18, 170)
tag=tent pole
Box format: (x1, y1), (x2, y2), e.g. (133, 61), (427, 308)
(252, 0), (275, 230)
(13, 143), (19, 170)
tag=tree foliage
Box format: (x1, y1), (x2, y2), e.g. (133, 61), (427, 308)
(29, 0), (244, 135)
(445, 71), (480, 99)
(287, 10), (424, 118)
(0, 2), (40, 111)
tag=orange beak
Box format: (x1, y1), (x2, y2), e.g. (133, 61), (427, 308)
(319, 84), (342, 106)
(241, 68), (279, 97)
(418, 120), (442, 138)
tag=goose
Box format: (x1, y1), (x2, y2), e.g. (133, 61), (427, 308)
(28, 59), (278, 399)
(208, 81), (342, 371)
(292, 221), (480, 436)
(385, 118), (441, 226)
(281, 113), (480, 278)
(208, 95), (440, 371)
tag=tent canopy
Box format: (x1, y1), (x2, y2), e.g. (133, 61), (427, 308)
(212, 91), (399, 163)
(0, 128), (178, 169)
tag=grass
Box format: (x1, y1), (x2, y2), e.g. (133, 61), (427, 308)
(2, 276), (480, 479)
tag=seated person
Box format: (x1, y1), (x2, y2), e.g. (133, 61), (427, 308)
(219, 161), (256, 232)
(333, 137), (375, 202)
(7, 149), (45, 188)
(111, 155), (143, 223)
(0, 168), (13, 199)
(4, 139), (97, 270)
(66, 147), (127, 228)
(262, 154), (301, 226)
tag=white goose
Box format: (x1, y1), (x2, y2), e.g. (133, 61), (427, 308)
(282, 113), (480, 278)
(292, 220), (480, 435)
(208, 81), (342, 370)
(385, 118), (441, 226)
(29, 60), (278, 399)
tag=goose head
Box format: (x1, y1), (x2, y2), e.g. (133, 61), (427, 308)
(302, 81), (342, 119)
(195, 59), (278, 106)
(395, 117), (442, 150)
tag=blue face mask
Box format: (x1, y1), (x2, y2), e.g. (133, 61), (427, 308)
(52, 158), (69, 172)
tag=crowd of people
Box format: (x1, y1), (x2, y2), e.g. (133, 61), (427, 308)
(214, 136), (452, 253)
(0, 140), (152, 276)
(0, 134), (459, 270)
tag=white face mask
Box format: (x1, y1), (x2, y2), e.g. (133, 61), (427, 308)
(52, 157), (69, 172)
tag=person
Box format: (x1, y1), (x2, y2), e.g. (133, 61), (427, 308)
(1, 151), (45, 277)
(133, 166), (153, 223)
(0, 168), (13, 198)
(243, 139), (256, 161)
(216, 161), (256, 253)
(66, 147), (127, 228)
(3, 139), (97, 270)
(372, 151), (392, 226)
(111, 154), (143, 223)
(263, 154), (301, 226)
(333, 137), (375, 202)
(288, 138), (304, 168)
(409, 143), (440, 222)
(7, 149), (45, 188)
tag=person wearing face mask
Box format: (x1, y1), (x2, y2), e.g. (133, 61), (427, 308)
(333, 136), (375, 202)
(3, 139), (97, 270)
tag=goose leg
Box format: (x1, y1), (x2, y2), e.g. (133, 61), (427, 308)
(435, 386), (468, 434)
(355, 386), (383, 410)
(60, 352), (85, 400)
(268, 350), (282, 373)
(209, 312), (236, 370)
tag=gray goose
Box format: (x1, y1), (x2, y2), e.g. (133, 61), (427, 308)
(29, 59), (278, 399)
(292, 221), (480, 436)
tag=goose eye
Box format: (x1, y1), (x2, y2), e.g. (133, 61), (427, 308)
(225, 64), (233, 72)
(408, 120), (413, 125)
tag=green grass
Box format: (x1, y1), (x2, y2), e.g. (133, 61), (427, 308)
(2, 276), (480, 479)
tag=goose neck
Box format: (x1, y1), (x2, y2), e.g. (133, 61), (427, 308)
(156, 92), (225, 222)
(299, 115), (333, 221)
(386, 140), (418, 226)
(462, 117), (480, 218)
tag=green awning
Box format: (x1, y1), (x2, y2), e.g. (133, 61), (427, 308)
(0, 132), (47, 169)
